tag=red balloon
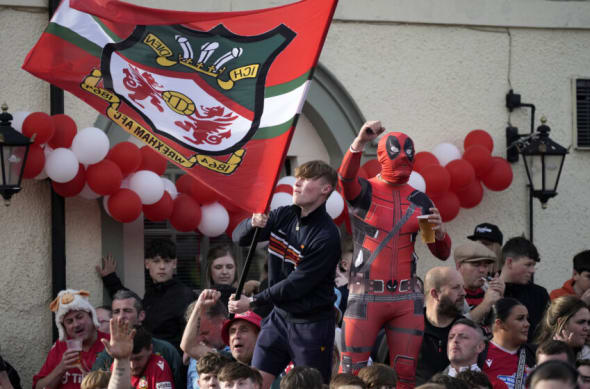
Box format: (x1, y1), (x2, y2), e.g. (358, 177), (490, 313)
(432, 191), (460, 222)
(446, 159), (476, 192)
(87, 159), (123, 195)
(361, 159), (381, 178)
(482, 157), (513, 191)
(49, 114), (77, 148)
(139, 146), (167, 176)
(22, 144), (46, 179)
(143, 191), (173, 221)
(176, 174), (196, 194)
(463, 145), (493, 178)
(464, 129), (494, 153)
(107, 142), (141, 177)
(422, 165), (451, 197)
(413, 151), (440, 174)
(52, 164), (86, 197)
(22, 112), (55, 144)
(108, 188), (142, 223)
(189, 181), (218, 205)
(275, 184), (293, 195)
(170, 194), (202, 232)
(456, 179), (484, 208)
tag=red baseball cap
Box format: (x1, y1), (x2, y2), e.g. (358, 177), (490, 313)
(221, 311), (262, 346)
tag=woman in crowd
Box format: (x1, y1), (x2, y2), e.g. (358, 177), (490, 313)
(483, 298), (536, 389)
(204, 244), (239, 308)
(205, 244), (238, 288)
(535, 295), (590, 360)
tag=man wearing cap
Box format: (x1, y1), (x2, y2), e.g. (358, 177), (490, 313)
(33, 289), (109, 389)
(467, 223), (503, 273)
(454, 241), (504, 324)
(221, 311), (261, 365)
(550, 250), (590, 305)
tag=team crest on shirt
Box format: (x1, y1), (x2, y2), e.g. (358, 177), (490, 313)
(485, 359), (492, 367)
(157, 360), (165, 371)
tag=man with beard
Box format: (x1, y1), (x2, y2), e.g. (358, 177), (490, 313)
(416, 267), (466, 384)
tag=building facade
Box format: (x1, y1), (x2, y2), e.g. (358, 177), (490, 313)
(1, 0), (590, 385)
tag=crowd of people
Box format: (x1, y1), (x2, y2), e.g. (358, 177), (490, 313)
(2, 121), (590, 389)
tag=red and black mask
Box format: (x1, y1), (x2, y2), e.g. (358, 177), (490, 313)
(377, 132), (415, 184)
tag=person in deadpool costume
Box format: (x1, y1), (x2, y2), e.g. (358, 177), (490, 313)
(338, 121), (452, 389)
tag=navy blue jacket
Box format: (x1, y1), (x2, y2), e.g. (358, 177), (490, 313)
(233, 203), (341, 321)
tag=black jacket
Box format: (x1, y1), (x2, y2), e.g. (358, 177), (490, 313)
(504, 282), (550, 342)
(233, 203), (341, 321)
(416, 314), (461, 385)
(103, 273), (195, 351)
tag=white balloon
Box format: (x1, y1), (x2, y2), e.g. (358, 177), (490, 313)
(198, 202), (229, 237)
(129, 170), (164, 205)
(78, 183), (100, 200)
(432, 142), (461, 167)
(270, 192), (292, 210)
(326, 191), (344, 219)
(103, 195), (111, 216)
(71, 127), (110, 165)
(45, 148), (79, 183)
(408, 171), (426, 193)
(277, 176), (296, 187)
(162, 178), (178, 199)
(11, 111), (31, 133)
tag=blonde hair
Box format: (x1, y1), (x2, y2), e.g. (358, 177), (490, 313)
(81, 370), (110, 389)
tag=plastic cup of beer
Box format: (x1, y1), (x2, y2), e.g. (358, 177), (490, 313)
(66, 338), (82, 365)
(66, 338), (82, 351)
(417, 215), (435, 244)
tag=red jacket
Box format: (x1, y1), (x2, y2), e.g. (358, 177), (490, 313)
(550, 278), (576, 300)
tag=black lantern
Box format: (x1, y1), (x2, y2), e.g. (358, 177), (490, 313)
(514, 117), (568, 209)
(0, 103), (33, 205)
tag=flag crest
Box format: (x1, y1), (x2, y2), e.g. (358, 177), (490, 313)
(23, 0), (337, 213)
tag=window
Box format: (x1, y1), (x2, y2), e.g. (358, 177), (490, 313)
(574, 78), (590, 149)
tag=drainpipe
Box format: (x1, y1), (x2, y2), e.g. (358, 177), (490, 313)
(49, 0), (66, 343)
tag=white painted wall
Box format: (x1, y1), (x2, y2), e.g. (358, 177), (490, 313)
(0, 7), (104, 386)
(2, 0), (590, 385)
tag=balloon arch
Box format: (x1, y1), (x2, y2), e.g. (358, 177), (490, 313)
(15, 111), (511, 235)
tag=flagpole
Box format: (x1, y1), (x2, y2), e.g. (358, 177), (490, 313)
(229, 227), (261, 320)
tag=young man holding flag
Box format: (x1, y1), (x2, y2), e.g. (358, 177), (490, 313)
(229, 160), (341, 388)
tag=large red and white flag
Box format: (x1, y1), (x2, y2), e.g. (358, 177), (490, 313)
(23, 0), (337, 213)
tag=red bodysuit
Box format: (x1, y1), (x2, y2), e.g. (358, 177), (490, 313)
(338, 132), (451, 389)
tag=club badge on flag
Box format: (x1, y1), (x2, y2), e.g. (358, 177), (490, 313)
(23, 0), (337, 213)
